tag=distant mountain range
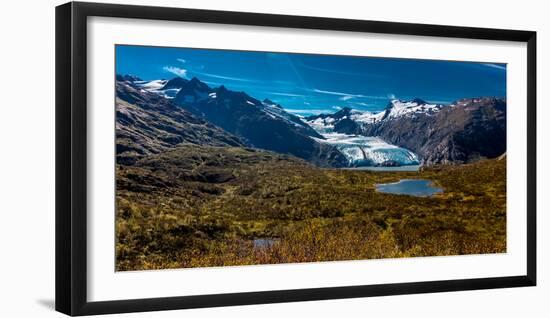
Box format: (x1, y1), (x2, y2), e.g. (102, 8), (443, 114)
(304, 99), (444, 135)
(122, 76), (348, 167)
(117, 75), (506, 167)
(305, 97), (506, 166)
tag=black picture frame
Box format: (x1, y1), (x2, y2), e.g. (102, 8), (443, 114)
(55, 1), (537, 316)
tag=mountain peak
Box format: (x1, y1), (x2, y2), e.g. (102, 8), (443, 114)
(263, 99), (283, 109)
(331, 107), (353, 119)
(386, 100), (397, 109)
(188, 77), (208, 89)
(161, 77), (189, 90)
(411, 97), (427, 105)
(387, 97), (428, 109)
(116, 74), (142, 82)
(340, 106), (353, 112)
(217, 85), (228, 93)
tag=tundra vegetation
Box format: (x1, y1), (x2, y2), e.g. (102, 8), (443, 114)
(115, 145), (506, 271)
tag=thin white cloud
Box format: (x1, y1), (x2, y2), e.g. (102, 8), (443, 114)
(202, 80), (223, 87)
(163, 66), (187, 77)
(311, 88), (388, 100)
(177, 58), (186, 64)
(192, 71), (254, 82)
(305, 88), (395, 101)
(312, 88), (364, 97)
(297, 62), (388, 78)
(268, 92), (305, 97)
(351, 102), (372, 107)
(272, 80), (295, 86)
(387, 93), (396, 100)
(483, 63), (506, 70)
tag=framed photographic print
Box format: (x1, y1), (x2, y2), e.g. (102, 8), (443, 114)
(55, 1), (536, 316)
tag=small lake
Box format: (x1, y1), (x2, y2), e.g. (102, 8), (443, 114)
(253, 238), (278, 249)
(375, 179), (443, 197)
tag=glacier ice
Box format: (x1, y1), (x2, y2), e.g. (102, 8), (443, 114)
(313, 132), (419, 167)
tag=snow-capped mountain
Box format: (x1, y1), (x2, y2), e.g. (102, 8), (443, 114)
(301, 100), (446, 166)
(174, 77), (212, 105)
(114, 80), (245, 165)
(160, 77), (188, 90)
(304, 106), (420, 167)
(119, 74), (506, 167)
(259, 99), (317, 131)
(132, 79), (175, 98)
(129, 76), (214, 100)
(305, 107), (369, 136)
(116, 74), (143, 82)
(129, 76), (322, 139)
(304, 97), (506, 166)
(304, 98), (445, 134)
(362, 97), (506, 166)
(379, 98), (444, 120)
(129, 77), (432, 168)
(120, 75), (347, 167)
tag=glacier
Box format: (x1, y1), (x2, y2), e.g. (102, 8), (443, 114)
(313, 132), (419, 167)
(301, 99), (445, 167)
(126, 76), (421, 168)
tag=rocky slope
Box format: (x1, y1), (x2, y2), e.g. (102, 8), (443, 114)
(134, 76), (348, 167)
(361, 98), (506, 165)
(123, 75), (505, 167)
(304, 99), (444, 135)
(115, 80), (245, 165)
(305, 98), (506, 166)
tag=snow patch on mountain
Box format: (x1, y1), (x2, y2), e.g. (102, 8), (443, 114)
(260, 100), (307, 128)
(133, 80), (182, 99)
(349, 110), (384, 123)
(303, 99), (445, 133)
(134, 80), (166, 90)
(382, 99), (443, 119)
(307, 117), (335, 133)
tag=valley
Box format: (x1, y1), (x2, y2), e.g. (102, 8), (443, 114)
(116, 144), (506, 270)
(114, 74), (507, 270)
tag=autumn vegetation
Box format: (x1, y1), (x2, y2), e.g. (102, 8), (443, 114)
(115, 145), (506, 271)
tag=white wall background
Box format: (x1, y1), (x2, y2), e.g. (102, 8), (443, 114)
(0, 0), (547, 316)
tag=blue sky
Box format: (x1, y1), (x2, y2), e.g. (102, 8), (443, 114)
(116, 45), (506, 116)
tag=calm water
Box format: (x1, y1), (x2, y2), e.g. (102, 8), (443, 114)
(375, 179), (443, 197)
(253, 238), (278, 249)
(345, 165), (421, 172)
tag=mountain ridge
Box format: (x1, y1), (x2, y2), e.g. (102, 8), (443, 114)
(122, 75), (506, 167)
(120, 75), (348, 167)
(115, 80), (245, 165)
(304, 97), (506, 166)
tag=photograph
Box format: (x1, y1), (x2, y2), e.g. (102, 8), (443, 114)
(114, 45), (507, 271)
(1, 0), (544, 316)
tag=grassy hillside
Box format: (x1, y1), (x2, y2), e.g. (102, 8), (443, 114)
(115, 145), (506, 271)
